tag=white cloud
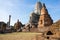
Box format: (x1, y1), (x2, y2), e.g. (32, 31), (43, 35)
(0, 0), (29, 25)
(0, 0), (14, 25)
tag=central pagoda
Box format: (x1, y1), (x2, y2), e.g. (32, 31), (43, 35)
(29, 1), (42, 28)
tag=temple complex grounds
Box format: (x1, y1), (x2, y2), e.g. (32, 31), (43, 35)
(0, 32), (42, 40)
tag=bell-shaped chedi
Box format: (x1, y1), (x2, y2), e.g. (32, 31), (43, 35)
(29, 1), (42, 28)
(14, 19), (22, 32)
(38, 3), (53, 28)
(34, 1), (42, 15)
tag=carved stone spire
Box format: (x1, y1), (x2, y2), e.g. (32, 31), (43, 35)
(42, 3), (46, 8)
(38, 3), (53, 28)
(34, 1), (42, 15)
(41, 3), (48, 15)
(29, 1), (42, 27)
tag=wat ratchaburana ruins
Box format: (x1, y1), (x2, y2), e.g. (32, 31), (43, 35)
(0, 1), (60, 40)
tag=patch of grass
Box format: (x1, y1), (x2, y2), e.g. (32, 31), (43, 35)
(0, 32), (42, 40)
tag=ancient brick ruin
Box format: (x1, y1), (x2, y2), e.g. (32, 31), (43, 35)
(0, 1), (60, 40)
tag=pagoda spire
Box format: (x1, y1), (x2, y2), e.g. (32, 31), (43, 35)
(40, 3), (48, 15)
(34, 0), (42, 15)
(42, 3), (46, 8)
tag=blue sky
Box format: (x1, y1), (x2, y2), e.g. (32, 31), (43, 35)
(0, 0), (60, 26)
